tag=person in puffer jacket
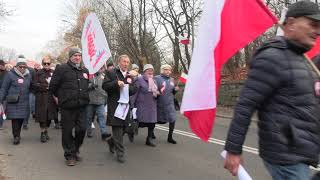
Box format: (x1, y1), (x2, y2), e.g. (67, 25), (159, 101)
(224, 1), (320, 180)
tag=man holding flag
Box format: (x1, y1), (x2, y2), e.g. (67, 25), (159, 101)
(224, 1), (320, 179)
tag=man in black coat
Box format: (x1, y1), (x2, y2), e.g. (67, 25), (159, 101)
(102, 55), (136, 163)
(224, 1), (320, 179)
(49, 48), (89, 166)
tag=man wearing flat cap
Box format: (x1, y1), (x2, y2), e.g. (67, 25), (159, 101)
(224, 1), (320, 179)
(49, 47), (90, 166)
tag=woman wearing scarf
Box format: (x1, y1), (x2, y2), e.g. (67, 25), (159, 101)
(33, 57), (58, 143)
(132, 64), (159, 147)
(0, 56), (32, 145)
(154, 64), (179, 144)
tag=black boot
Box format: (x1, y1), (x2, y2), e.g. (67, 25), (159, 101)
(13, 136), (20, 145)
(151, 131), (156, 139)
(146, 137), (156, 147)
(146, 125), (156, 147)
(40, 132), (47, 143)
(167, 122), (177, 144)
(107, 138), (115, 154)
(44, 130), (50, 140)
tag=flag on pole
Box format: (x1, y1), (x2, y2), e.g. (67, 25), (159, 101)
(179, 72), (188, 84)
(81, 13), (112, 74)
(181, 0), (278, 141)
(179, 35), (190, 45)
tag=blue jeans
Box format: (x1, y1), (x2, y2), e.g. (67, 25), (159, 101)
(264, 161), (310, 180)
(23, 93), (35, 125)
(86, 104), (107, 135)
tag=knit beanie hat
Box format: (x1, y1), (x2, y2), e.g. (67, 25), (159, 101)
(68, 47), (82, 58)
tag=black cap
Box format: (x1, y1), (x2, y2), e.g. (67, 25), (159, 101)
(286, 1), (320, 21)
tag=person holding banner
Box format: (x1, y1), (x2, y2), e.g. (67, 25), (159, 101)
(49, 47), (90, 166)
(224, 1), (320, 179)
(154, 64), (179, 144)
(102, 54), (136, 163)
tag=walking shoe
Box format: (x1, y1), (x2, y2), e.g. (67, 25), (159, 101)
(151, 132), (156, 139)
(145, 137), (156, 147)
(44, 130), (50, 140)
(101, 133), (111, 141)
(40, 132), (47, 143)
(117, 155), (126, 163)
(128, 133), (134, 143)
(23, 124), (28, 130)
(75, 153), (83, 162)
(87, 130), (93, 138)
(107, 139), (115, 154)
(66, 159), (76, 166)
(167, 137), (177, 144)
(13, 137), (20, 145)
(54, 124), (60, 129)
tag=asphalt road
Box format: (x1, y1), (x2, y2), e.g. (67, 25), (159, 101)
(0, 113), (316, 180)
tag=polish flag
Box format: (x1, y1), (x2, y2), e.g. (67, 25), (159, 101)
(307, 38), (320, 59)
(181, 0), (278, 141)
(179, 35), (190, 45)
(179, 73), (188, 84)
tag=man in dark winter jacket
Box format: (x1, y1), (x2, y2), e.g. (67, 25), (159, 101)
(224, 1), (320, 180)
(0, 59), (6, 129)
(49, 48), (89, 166)
(102, 55), (136, 163)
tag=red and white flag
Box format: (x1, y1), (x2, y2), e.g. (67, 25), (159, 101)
(179, 35), (190, 45)
(181, 0), (278, 141)
(179, 73), (188, 84)
(307, 38), (320, 59)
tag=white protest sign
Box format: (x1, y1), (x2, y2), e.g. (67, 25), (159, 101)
(81, 13), (112, 74)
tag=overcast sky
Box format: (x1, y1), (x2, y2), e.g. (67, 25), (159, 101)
(0, 0), (65, 60)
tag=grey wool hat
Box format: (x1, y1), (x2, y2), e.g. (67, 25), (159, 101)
(286, 1), (320, 21)
(68, 47), (82, 58)
(143, 64), (154, 72)
(16, 56), (27, 66)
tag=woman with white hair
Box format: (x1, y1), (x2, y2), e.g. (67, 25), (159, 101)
(131, 64), (159, 147)
(154, 64), (179, 144)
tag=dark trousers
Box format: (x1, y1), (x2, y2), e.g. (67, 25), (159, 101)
(61, 108), (86, 160)
(11, 119), (24, 138)
(108, 126), (125, 157)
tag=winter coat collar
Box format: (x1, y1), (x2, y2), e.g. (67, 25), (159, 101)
(13, 67), (29, 78)
(67, 60), (83, 70)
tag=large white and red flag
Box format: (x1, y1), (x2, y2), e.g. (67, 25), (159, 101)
(181, 0), (278, 141)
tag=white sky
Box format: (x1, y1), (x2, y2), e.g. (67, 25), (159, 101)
(0, 0), (65, 60)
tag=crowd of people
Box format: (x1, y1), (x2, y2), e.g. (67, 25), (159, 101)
(0, 48), (180, 166)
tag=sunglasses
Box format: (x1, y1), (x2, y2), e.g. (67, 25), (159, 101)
(43, 63), (51, 66)
(18, 66), (27, 69)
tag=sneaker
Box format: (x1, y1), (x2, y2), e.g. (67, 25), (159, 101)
(101, 133), (111, 141)
(66, 159), (76, 166)
(87, 131), (93, 138)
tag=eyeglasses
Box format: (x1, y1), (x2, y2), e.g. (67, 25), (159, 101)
(43, 63), (51, 66)
(18, 66), (27, 69)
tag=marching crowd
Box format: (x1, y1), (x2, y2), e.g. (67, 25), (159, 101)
(0, 48), (180, 166)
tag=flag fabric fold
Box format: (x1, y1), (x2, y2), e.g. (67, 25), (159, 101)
(181, 0), (278, 142)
